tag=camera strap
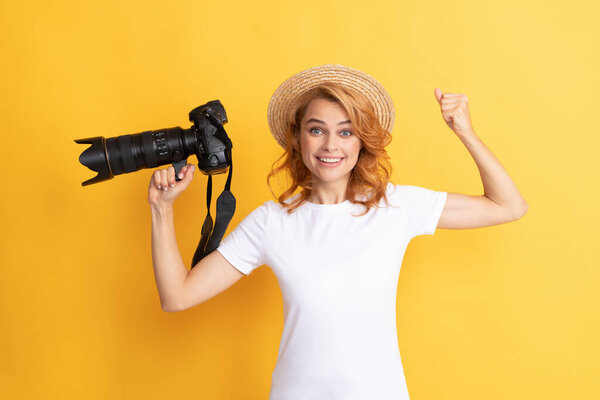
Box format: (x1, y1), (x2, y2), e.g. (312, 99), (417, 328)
(190, 147), (235, 268)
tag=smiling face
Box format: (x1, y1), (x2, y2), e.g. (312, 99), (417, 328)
(298, 97), (363, 193)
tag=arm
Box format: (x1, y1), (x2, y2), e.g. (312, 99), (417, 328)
(149, 164), (244, 312)
(151, 204), (189, 311)
(433, 89), (528, 229)
(151, 204), (244, 312)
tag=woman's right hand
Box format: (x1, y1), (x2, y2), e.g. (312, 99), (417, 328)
(148, 163), (196, 209)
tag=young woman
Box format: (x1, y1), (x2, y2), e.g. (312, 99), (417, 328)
(148, 64), (528, 399)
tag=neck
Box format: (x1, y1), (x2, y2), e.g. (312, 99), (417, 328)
(307, 181), (349, 205)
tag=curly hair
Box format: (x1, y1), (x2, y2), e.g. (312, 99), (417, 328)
(266, 81), (393, 216)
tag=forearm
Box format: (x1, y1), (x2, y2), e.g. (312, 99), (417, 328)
(150, 204), (189, 310)
(459, 130), (528, 216)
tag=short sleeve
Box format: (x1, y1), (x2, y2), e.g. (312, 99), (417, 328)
(216, 201), (269, 276)
(394, 185), (447, 238)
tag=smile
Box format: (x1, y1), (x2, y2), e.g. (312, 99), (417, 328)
(316, 156), (344, 166)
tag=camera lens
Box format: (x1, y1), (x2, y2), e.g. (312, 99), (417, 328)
(75, 127), (196, 186)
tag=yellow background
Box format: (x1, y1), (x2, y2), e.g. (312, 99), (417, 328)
(1, 0), (598, 398)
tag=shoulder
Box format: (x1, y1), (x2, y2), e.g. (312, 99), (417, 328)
(247, 198), (293, 219)
(247, 199), (280, 212)
(386, 182), (431, 197)
(382, 182), (412, 203)
(383, 182), (440, 207)
(238, 200), (277, 227)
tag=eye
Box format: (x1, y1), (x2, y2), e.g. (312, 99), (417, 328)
(309, 127), (323, 135)
(340, 130), (353, 137)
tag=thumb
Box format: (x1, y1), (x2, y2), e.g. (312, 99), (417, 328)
(434, 88), (443, 104)
(183, 164), (195, 181)
(177, 164), (195, 187)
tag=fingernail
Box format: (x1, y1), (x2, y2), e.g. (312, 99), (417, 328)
(163, 187), (168, 191)
(170, 184), (175, 188)
(158, 185), (161, 190)
(191, 165), (195, 171)
(178, 173), (183, 179)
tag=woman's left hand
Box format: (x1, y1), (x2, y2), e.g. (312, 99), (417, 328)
(434, 88), (475, 138)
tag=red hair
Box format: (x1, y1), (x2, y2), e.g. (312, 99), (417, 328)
(267, 82), (393, 216)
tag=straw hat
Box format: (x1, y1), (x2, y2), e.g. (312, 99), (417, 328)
(267, 64), (395, 149)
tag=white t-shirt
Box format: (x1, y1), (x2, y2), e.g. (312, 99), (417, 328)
(216, 182), (447, 400)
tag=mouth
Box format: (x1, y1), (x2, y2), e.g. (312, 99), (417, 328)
(316, 156), (344, 167)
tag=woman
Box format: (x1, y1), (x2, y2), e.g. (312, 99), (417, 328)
(148, 64), (528, 399)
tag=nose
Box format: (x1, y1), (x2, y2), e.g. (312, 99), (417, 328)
(321, 132), (339, 151)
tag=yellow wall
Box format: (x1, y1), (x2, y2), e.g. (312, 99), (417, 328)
(1, 0), (598, 398)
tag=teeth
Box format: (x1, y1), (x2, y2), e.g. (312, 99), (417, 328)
(318, 157), (341, 163)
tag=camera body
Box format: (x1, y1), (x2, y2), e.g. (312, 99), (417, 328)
(75, 100), (232, 186)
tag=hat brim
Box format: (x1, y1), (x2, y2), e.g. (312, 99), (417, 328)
(267, 64), (395, 149)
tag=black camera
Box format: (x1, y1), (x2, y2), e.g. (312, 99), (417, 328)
(75, 100), (232, 186)
(75, 100), (235, 267)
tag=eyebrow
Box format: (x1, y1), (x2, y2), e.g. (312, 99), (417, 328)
(306, 118), (352, 126)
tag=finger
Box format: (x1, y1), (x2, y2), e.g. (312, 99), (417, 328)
(434, 88), (443, 103)
(160, 169), (169, 191)
(440, 98), (462, 106)
(441, 94), (468, 103)
(167, 166), (176, 188)
(184, 164), (195, 179)
(153, 171), (162, 190)
(178, 164), (191, 179)
(185, 164), (196, 178)
(441, 104), (460, 112)
(178, 165), (195, 190)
